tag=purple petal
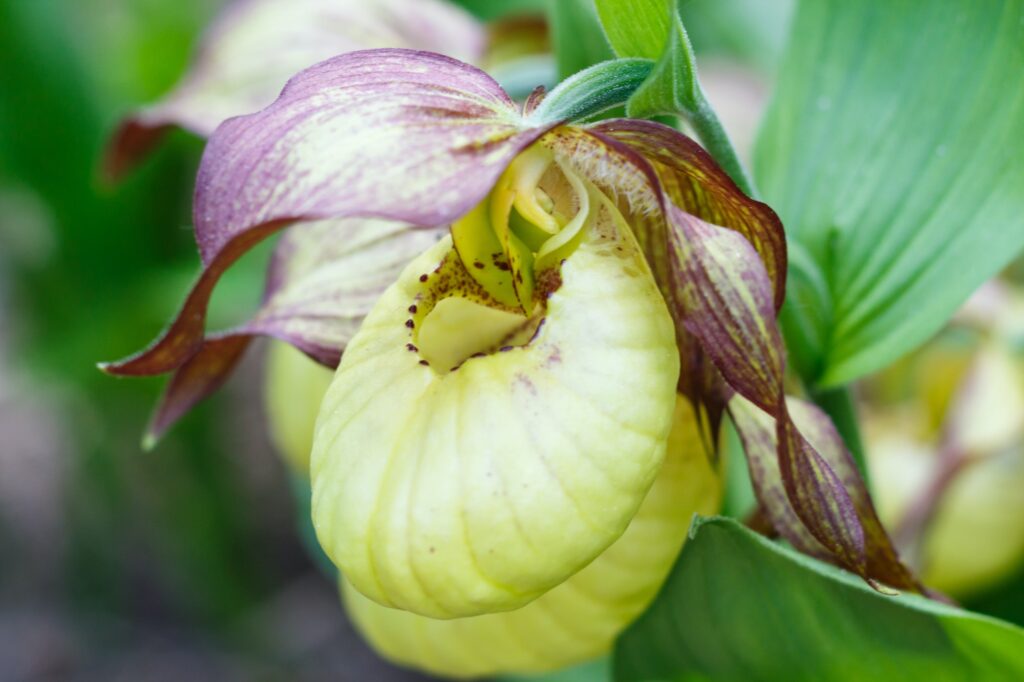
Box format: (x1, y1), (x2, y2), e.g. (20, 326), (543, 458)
(193, 48), (539, 261)
(104, 48), (551, 376)
(104, 0), (485, 180)
(589, 119), (786, 309)
(542, 124), (918, 591)
(731, 395), (920, 589)
(246, 219), (445, 365)
(542, 124), (752, 455)
(667, 206), (919, 591)
(144, 333), (252, 447)
(142, 219), (444, 442)
(666, 207), (866, 568)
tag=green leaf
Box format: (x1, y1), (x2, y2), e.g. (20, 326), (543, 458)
(595, 0), (697, 116)
(546, 0), (614, 80)
(615, 517), (1024, 681)
(756, 0), (1024, 387)
(596, 0), (794, 73)
(594, 0), (672, 60)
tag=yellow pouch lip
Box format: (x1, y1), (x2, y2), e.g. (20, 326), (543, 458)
(339, 395), (722, 679)
(311, 195), (679, 618)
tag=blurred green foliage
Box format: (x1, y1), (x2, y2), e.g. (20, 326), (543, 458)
(0, 0), (295, 652)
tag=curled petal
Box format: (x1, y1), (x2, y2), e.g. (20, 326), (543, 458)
(543, 123), (917, 591)
(144, 333), (253, 449)
(669, 207), (919, 591)
(730, 395), (919, 589)
(104, 0), (485, 179)
(583, 120), (786, 452)
(590, 119), (786, 308)
(311, 209), (679, 617)
(539, 125), (726, 453)
(104, 49), (551, 378)
(137, 219), (443, 443)
(342, 395), (721, 678)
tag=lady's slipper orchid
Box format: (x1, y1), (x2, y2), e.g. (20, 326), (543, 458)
(104, 47), (922, 624)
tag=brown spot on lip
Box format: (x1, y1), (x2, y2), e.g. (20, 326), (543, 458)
(491, 253), (512, 271)
(419, 359), (430, 366)
(499, 346), (514, 352)
(536, 269), (563, 298)
(514, 372), (537, 396)
(419, 274), (429, 282)
(406, 343), (418, 352)
(408, 304), (417, 314)
(405, 319), (415, 329)
(473, 260), (485, 269)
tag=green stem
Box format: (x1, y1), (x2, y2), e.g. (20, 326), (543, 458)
(688, 95), (758, 198)
(808, 385), (871, 488)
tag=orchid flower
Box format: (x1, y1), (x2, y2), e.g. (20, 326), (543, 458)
(103, 46), (923, 670)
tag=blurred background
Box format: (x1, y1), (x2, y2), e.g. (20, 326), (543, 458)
(0, 0), (1021, 680)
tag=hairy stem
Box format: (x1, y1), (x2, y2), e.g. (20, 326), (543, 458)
(688, 96), (757, 198)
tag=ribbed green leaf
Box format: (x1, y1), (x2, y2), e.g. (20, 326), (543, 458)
(615, 517), (1024, 682)
(757, 0), (1024, 387)
(594, 0), (672, 60)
